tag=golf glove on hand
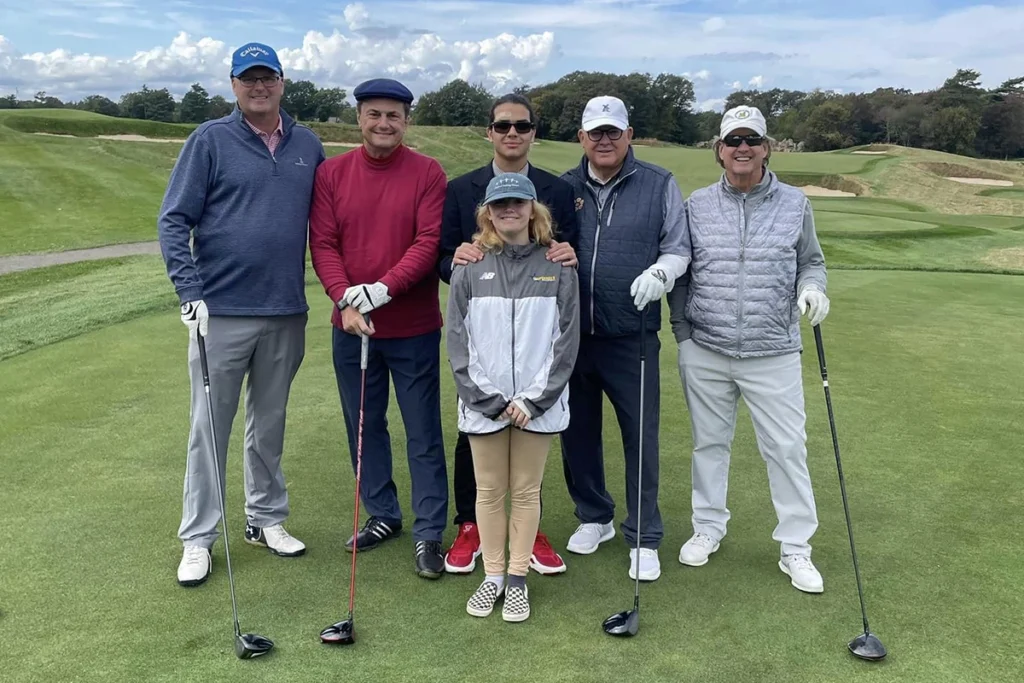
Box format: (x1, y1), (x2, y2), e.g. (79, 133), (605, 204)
(630, 266), (669, 310)
(344, 282), (391, 314)
(180, 300), (209, 338)
(797, 286), (830, 327)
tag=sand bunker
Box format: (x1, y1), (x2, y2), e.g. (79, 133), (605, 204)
(800, 186), (856, 197)
(980, 247), (1024, 270)
(97, 134), (185, 142)
(852, 151), (887, 155)
(322, 142), (360, 147)
(33, 132), (77, 138)
(945, 177), (1014, 187)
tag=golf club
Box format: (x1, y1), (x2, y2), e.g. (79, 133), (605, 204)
(602, 304), (648, 638)
(196, 332), (274, 660)
(812, 324), (887, 662)
(320, 314), (371, 646)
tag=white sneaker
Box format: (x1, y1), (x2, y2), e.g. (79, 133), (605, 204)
(177, 545), (211, 587)
(245, 521), (306, 557)
(679, 532), (721, 567)
(629, 548), (661, 581)
(566, 522), (615, 554)
(779, 554), (824, 593)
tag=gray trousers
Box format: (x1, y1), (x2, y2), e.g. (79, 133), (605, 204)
(677, 339), (819, 557)
(178, 314), (307, 549)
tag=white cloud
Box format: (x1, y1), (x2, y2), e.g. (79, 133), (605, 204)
(696, 97), (726, 112)
(730, 81), (742, 90)
(684, 69), (711, 81)
(748, 75), (764, 88)
(343, 3), (371, 31)
(701, 17), (725, 33)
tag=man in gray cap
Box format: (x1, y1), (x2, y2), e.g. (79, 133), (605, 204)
(309, 77), (450, 579)
(558, 95), (691, 583)
(668, 105), (829, 594)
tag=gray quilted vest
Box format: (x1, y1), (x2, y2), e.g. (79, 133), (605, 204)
(684, 170), (808, 358)
(562, 148), (669, 337)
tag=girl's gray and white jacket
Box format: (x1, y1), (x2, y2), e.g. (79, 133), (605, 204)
(446, 241), (580, 435)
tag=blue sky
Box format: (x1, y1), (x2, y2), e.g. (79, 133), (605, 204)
(1, 0), (1022, 110)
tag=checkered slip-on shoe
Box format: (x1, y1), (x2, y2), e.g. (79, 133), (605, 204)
(466, 580), (505, 618)
(502, 585), (530, 623)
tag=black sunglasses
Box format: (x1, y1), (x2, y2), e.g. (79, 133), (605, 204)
(490, 120), (534, 134)
(722, 133), (765, 147)
(586, 128), (624, 142)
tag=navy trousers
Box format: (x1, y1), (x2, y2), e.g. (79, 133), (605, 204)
(559, 331), (663, 549)
(332, 327), (448, 542)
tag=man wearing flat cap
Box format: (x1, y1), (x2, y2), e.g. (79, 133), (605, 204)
(310, 77), (450, 579)
(159, 41), (326, 587)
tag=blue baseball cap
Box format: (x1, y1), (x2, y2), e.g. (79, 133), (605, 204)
(231, 42), (282, 77)
(353, 78), (414, 104)
(484, 173), (537, 204)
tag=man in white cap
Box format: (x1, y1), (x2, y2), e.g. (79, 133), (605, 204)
(558, 95), (691, 582)
(667, 105), (830, 593)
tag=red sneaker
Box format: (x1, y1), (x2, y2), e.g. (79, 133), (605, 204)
(444, 522), (481, 574)
(530, 530), (567, 574)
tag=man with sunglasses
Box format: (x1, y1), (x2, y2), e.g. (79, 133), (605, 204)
(159, 42), (326, 587)
(558, 95), (691, 583)
(437, 93), (579, 576)
(667, 105), (830, 594)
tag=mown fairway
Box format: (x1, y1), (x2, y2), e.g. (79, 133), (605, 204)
(1, 109), (1022, 683)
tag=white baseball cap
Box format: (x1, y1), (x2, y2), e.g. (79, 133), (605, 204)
(582, 95), (630, 131)
(720, 105), (767, 138)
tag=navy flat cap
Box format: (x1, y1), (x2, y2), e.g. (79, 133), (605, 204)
(353, 78), (414, 104)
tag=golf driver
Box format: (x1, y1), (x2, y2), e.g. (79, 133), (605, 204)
(812, 324), (887, 662)
(196, 332), (274, 660)
(603, 304), (648, 638)
(320, 314), (371, 646)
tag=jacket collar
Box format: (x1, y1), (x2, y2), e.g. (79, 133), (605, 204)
(472, 161), (553, 191)
(720, 166), (777, 199)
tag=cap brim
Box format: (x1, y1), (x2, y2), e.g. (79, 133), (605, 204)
(721, 122), (767, 138)
(232, 61), (282, 77)
(582, 117), (628, 132)
(485, 191), (535, 203)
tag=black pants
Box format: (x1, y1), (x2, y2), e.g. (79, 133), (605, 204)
(559, 332), (663, 549)
(452, 423), (546, 526)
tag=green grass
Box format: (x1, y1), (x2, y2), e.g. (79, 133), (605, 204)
(977, 187), (1024, 199)
(1, 271), (1023, 683)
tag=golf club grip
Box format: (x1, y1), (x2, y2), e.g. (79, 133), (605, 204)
(813, 325), (827, 380)
(639, 304), (648, 360)
(197, 333), (211, 387)
(360, 314), (370, 370)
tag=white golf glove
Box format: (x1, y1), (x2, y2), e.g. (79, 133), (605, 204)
(344, 282), (391, 314)
(629, 266), (669, 310)
(797, 286), (830, 327)
(180, 300), (208, 338)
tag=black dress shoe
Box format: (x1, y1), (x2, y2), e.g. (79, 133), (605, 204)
(415, 540), (444, 579)
(345, 516), (402, 552)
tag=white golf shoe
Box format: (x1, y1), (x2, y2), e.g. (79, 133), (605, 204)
(177, 545), (211, 587)
(245, 521), (307, 557)
(629, 548), (661, 581)
(566, 522), (615, 554)
(678, 532), (721, 567)
(779, 554), (824, 593)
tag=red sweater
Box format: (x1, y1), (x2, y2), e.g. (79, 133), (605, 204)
(309, 144), (447, 339)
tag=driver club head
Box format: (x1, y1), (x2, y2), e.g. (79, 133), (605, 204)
(320, 618), (355, 645)
(602, 609), (639, 637)
(849, 632), (887, 661)
(234, 633), (274, 659)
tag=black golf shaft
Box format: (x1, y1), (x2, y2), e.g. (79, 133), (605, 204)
(632, 305), (647, 611)
(197, 333), (242, 639)
(347, 315), (371, 618)
(812, 324), (871, 635)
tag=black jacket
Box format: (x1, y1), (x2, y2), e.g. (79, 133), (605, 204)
(437, 163), (579, 284)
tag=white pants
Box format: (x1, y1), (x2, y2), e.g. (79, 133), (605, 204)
(677, 339), (818, 557)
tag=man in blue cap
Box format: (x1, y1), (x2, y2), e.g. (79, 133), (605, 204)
(310, 77), (451, 579)
(159, 41), (326, 587)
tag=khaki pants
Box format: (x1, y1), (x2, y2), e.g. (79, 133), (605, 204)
(469, 428), (553, 576)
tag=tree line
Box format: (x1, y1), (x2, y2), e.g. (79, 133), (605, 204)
(2, 68), (1022, 159)
(0, 80), (353, 125)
